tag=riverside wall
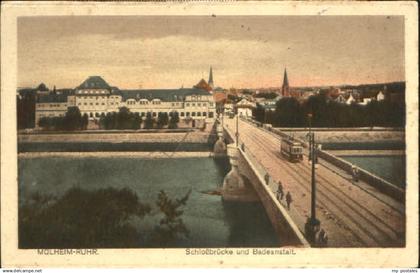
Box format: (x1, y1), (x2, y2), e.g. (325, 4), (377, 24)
(18, 127), (218, 153)
(244, 117), (405, 144)
(316, 149), (405, 201)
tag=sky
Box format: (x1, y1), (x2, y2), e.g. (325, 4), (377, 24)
(18, 16), (405, 89)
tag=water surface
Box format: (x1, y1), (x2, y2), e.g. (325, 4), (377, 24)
(340, 155), (405, 188)
(19, 156), (279, 247)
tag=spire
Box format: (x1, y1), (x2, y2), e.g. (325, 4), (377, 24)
(208, 66), (214, 89)
(282, 68), (290, 97)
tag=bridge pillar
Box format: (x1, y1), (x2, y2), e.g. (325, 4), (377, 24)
(213, 123), (227, 157)
(222, 144), (259, 202)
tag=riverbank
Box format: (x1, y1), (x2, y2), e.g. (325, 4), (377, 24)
(18, 151), (216, 158)
(18, 124), (219, 153)
(18, 130), (213, 143)
(328, 150), (405, 156)
(287, 130), (405, 144)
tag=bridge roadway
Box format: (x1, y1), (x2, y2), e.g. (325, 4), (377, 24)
(224, 117), (405, 247)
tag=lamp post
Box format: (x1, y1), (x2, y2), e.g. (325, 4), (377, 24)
(308, 113), (313, 162)
(235, 103), (239, 147)
(221, 105), (224, 128)
(264, 108), (267, 124)
(305, 112), (320, 244)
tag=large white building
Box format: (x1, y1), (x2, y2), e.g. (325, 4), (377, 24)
(35, 76), (216, 127)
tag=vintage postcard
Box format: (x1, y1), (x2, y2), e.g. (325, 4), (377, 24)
(1, 1), (418, 268)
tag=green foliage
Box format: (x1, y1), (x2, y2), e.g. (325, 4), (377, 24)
(82, 113), (89, 129)
(255, 92), (278, 99)
(150, 190), (191, 247)
(19, 187), (151, 248)
(99, 107), (142, 130)
(254, 95), (405, 128)
(144, 112), (155, 129)
(63, 106), (84, 130)
(19, 187), (192, 248)
(157, 112), (169, 128)
(168, 112), (180, 129)
(17, 92), (36, 129)
(38, 107), (85, 131)
(252, 104), (266, 123)
(227, 94), (239, 103)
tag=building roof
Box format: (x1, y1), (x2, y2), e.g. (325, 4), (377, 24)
(30, 76), (213, 103)
(119, 88), (211, 102)
(194, 78), (212, 91)
(37, 83), (49, 91)
(213, 92), (227, 103)
(77, 76), (111, 90)
(37, 93), (69, 103)
(17, 88), (36, 97)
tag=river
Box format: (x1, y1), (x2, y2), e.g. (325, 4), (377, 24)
(18, 156), (279, 248)
(339, 155), (405, 188)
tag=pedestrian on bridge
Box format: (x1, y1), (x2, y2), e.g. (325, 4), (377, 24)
(276, 182), (284, 201)
(352, 165), (360, 182)
(264, 173), (270, 185)
(286, 191), (292, 210)
(317, 228), (328, 247)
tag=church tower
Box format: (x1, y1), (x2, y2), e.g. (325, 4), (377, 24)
(208, 66), (214, 89)
(281, 68), (290, 97)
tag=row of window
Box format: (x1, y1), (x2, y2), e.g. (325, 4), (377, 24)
(82, 111), (215, 118)
(39, 101), (215, 108)
(78, 96), (108, 100)
(39, 104), (67, 108)
(185, 102), (214, 107)
(77, 90), (108, 94)
(38, 113), (64, 118)
(78, 102), (107, 106)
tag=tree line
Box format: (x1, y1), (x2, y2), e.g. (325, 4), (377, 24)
(17, 93), (36, 129)
(37, 107), (181, 130)
(19, 187), (191, 248)
(38, 107), (89, 130)
(253, 94), (405, 128)
(100, 108), (180, 130)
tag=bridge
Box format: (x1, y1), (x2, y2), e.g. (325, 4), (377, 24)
(217, 116), (405, 247)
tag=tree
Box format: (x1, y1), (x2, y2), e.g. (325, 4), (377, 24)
(253, 104), (266, 123)
(37, 107), (85, 131)
(82, 114), (89, 129)
(144, 112), (154, 129)
(63, 106), (83, 130)
(19, 187), (192, 248)
(133, 113), (142, 130)
(255, 92), (278, 99)
(117, 107), (132, 129)
(19, 187), (151, 248)
(157, 112), (169, 128)
(99, 108), (142, 130)
(150, 190), (191, 247)
(273, 97), (303, 127)
(17, 91), (36, 129)
(168, 112), (180, 129)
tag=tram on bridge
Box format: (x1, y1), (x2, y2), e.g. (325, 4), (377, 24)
(280, 138), (304, 162)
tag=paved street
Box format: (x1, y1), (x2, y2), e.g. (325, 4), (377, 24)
(224, 117), (405, 247)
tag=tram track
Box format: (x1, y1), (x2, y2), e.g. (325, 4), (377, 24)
(241, 130), (375, 246)
(237, 123), (403, 247)
(254, 121), (405, 215)
(252, 130), (403, 236)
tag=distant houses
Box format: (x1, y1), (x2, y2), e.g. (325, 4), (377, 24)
(236, 98), (256, 117)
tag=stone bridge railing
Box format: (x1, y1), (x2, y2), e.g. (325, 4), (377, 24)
(240, 117), (405, 202)
(221, 121), (310, 247)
